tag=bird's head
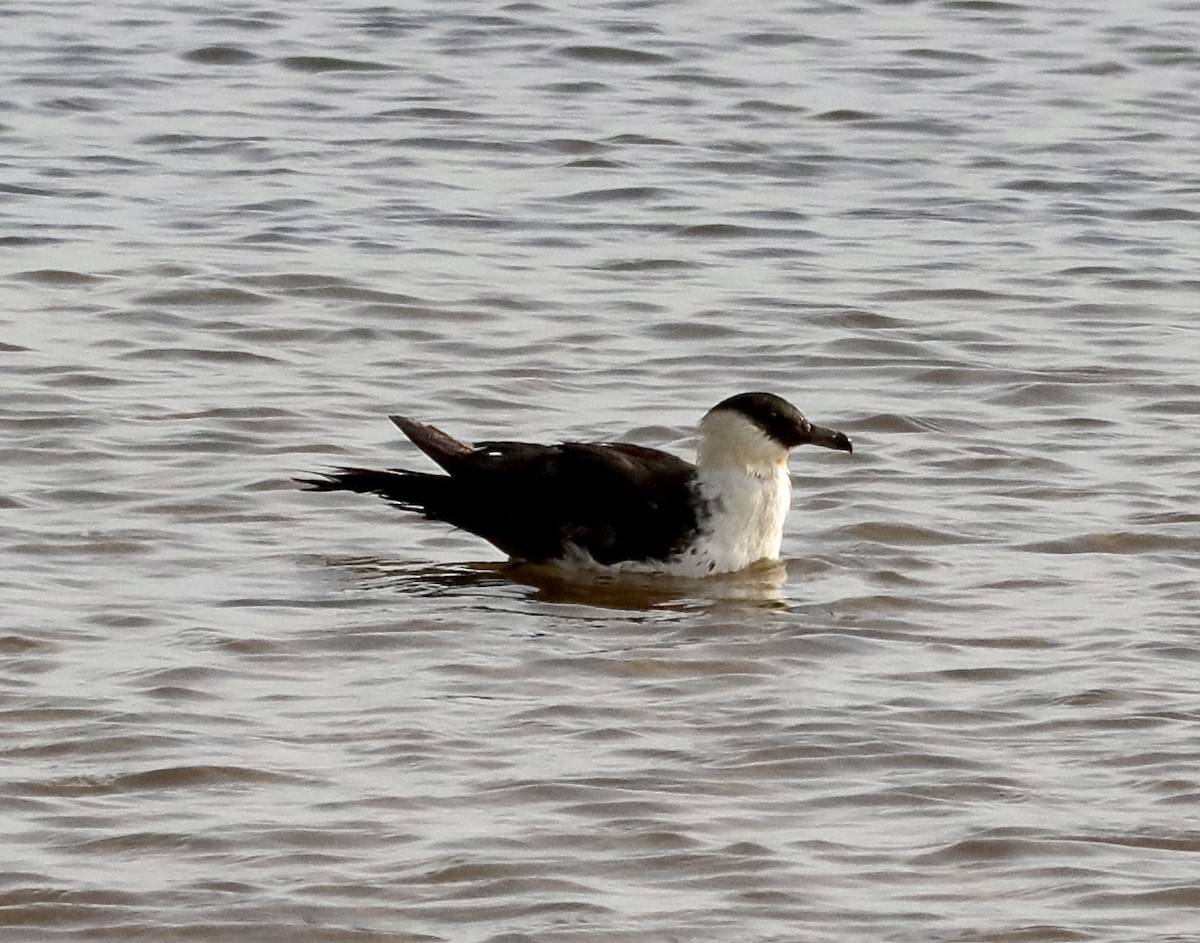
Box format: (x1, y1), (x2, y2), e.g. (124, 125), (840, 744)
(697, 392), (852, 471)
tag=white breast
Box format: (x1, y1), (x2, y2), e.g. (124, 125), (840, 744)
(639, 463), (789, 576)
(692, 464), (791, 570)
(563, 408), (797, 577)
(556, 463), (791, 577)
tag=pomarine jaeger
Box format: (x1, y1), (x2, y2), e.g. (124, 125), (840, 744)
(297, 392), (852, 576)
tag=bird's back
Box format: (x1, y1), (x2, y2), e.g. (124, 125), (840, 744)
(299, 421), (701, 565)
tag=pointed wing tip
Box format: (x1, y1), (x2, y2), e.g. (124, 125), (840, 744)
(389, 415), (474, 467)
(389, 415), (421, 438)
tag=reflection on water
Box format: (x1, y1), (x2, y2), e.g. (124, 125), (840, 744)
(326, 555), (789, 611)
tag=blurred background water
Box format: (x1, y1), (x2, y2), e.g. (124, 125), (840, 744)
(3, 1), (1199, 940)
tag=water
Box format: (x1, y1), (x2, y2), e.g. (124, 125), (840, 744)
(3, 1), (1199, 940)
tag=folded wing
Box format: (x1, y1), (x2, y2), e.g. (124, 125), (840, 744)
(297, 419), (700, 565)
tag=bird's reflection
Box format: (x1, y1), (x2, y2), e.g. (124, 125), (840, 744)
(325, 556), (788, 611)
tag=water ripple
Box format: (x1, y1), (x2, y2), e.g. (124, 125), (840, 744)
(2, 0), (1197, 940)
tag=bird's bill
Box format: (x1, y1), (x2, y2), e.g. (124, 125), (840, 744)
(809, 423), (853, 454)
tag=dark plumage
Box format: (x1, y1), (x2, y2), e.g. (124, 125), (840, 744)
(297, 393), (852, 572)
(297, 416), (701, 565)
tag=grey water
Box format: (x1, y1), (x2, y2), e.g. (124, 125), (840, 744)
(3, 1), (1199, 940)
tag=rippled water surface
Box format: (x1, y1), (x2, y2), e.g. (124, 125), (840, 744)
(3, 1), (1200, 940)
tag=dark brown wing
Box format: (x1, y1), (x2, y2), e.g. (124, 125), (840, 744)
(389, 416), (472, 471)
(299, 423), (700, 564)
(536, 442), (700, 564)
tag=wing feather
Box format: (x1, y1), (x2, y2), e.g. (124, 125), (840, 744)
(303, 421), (700, 564)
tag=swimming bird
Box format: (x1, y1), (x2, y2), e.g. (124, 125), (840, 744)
(297, 392), (852, 576)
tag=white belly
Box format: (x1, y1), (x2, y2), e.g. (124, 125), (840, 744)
(664, 465), (791, 576)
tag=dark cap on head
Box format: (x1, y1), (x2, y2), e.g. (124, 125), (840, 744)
(708, 392), (853, 453)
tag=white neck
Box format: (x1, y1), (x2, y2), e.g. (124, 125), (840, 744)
(676, 410), (793, 574)
(696, 409), (791, 474)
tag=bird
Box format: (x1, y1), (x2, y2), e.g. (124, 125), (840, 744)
(296, 392), (852, 576)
